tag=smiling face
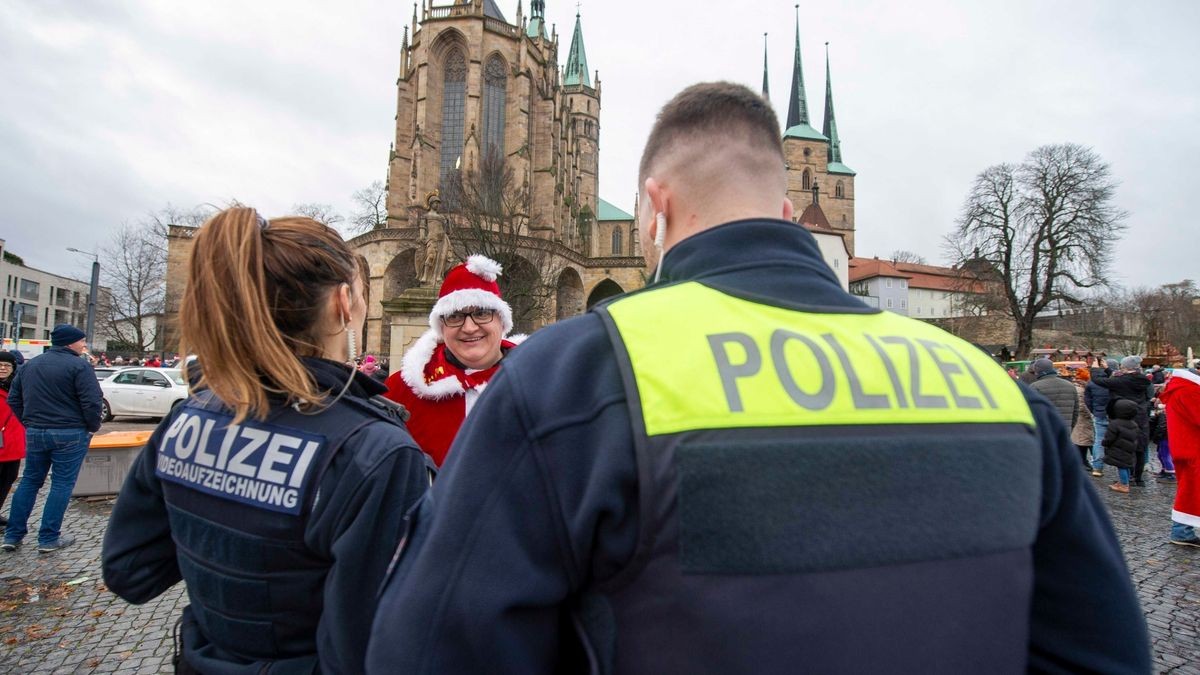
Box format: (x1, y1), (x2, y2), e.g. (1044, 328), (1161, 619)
(442, 307), (504, 370)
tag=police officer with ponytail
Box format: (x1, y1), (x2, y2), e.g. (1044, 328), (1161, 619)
(103, 207), (432, 673)
(367, 83), (1148, 673)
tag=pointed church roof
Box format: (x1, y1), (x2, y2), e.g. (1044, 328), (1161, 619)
(481, 0), (506, 21)
(761, 33), (770, 99)
(799, 201), (831, 230)
(563, 12), (590, 87)
(823, 44), (855, 176)
(783, 6), (826, 142)
(598, 198), (633, 221)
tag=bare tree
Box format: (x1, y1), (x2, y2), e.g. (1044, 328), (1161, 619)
(441, 149), (563, 332)
(350, 181), (388, 233)
(890, 249), (927, 265)
(100, 221), (167, 354)
(292, 203), (345, 229)
(945, 143), (1127, 357)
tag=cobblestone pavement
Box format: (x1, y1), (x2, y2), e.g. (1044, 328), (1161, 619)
(0, 445), (1197, 672)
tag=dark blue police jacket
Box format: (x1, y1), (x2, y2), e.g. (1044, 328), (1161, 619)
(366, 219), (1149, 674)
(103, 358), (432, 674)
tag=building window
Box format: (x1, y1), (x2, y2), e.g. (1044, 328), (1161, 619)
(835, 180), (844, 198)
(886, 298), (893, 309)
(900, 279), (907, 288)
(833, 257), (839, 269)
(18, 279), (39, 301)
(802, 169), (812, 190)
(611, 227), (622, 255)
(482, 55), (507, 157)
(917, 307), (922, 315)
(885, 279), (893, 288)
(900, 299), (907, 309)
(439, 49), (467, 190)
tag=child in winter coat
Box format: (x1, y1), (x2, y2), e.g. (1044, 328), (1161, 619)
(1150, 398), (1176, 480)
(1104, 398), (1141, 493)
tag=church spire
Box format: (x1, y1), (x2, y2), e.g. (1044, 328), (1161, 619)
(786, 5), (810, 128)
(527, 0), (545, 38)
(761, 33), (770, 100)
(823, 43), (855, 174)
(563, 10), (590, 87)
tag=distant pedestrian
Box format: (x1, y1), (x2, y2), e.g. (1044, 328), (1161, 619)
(1160, 369), (1200, 547)
(1094, 356), (1155, 485)
(3, 324), (103, 553)
(1103, 399), (1140, 493)
(0, 351), (26, 527)
(1150, 397), (1175, 480)
(1150, 365), (1166, 385)
(1030, 358), (1079, 430)
(1085, 359), (1117, 476)
(1070, 369), (1095, 470)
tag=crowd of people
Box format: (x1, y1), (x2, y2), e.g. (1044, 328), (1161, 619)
(1018, 355), (1197, 545)
(6, 81), (1190, 672)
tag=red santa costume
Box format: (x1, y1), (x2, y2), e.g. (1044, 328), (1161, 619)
(1162, 369), (1200, 532)
(384, 255), (524, 467)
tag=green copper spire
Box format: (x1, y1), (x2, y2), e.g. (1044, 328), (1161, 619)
(527, 0), (545, 38)
(761, 33), (770, 99)
(785, 5), (809, 128)
(563, 11), (590, 87)
(823, 43), (855, 175)
(783, 5), (826, 142)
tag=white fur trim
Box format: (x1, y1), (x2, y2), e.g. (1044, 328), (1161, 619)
(1169, 369), (1200, 389)
(1173, 510), (1200, 528)
(399, 330), (466, 400)
(466, 254), (502, 281)
(428, 289), (513, 338)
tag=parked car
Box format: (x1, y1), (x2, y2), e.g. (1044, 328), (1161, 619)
(93, 367), (121, 381)
(99, 368), (189, 421)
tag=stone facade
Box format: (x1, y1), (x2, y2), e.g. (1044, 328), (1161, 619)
(784, 139), (856, 255)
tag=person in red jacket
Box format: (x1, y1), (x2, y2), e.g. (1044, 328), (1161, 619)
(0, 351), (26, 527)
(384, 255), (524, 466)
(1161, 368), (1200, 547)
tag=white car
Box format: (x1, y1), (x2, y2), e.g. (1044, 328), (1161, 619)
(99, 368), (189, 421)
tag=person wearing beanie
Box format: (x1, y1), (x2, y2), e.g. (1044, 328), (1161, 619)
(1069, 369), (1095, 470)
(1085, 360), (1116, 475)
(3, 324), (103, 553)
(1030, 358), (1079, 433)
(1160, 369), (1200, 546)
(383, 255), (525, 467)
(1093, 356), (1156, 485)
(0, 351), (26, 528)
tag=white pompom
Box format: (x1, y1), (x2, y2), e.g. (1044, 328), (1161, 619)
(466, 254), (503, 281)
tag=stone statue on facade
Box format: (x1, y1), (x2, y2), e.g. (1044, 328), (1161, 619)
(416, 192), (450, 286)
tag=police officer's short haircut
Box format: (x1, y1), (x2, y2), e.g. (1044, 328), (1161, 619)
(638, 82), (784, 186)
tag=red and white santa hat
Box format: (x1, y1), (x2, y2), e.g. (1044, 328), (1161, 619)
(429, 254), (513, 339)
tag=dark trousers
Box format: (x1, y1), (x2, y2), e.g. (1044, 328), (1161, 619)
(0, 460), (19, 518)
(1134, 412), (1150, 481)
(1076, 445), (1091, 468)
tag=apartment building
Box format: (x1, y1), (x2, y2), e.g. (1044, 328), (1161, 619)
(0, 238), (106, 348)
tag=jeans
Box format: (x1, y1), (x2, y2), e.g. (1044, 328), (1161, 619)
(4, 428), (91, 546)
(1157, 438), (1175, 473)
(1091, 417), (1108, 469)
(1118, 468), (1130, 485)
(1172, 521), (1196, 542)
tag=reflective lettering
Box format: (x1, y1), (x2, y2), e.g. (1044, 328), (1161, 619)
(865, 334), (909, 408)
(289, 441), (322, 488)
(919, 339), (982, 409)
(258, 434), (302, 484)
(882, 336), (947, 409)
(175, 414), (203, 460)
(947, 344), (999, 409)
(771, 330), (835, 410)
(823, 333), (889, 409)
(227, 427), (269, 478)
(215, 423), (241, 471)
(161, 413), (188, 449)
(708, 332), (762, 412)
(193, 419), (219, 467)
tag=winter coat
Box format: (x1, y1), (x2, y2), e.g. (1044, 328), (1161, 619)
(1093, 372), (1154, 416)
(1031, 372), (1078, 429)
(0, 384), (26, 462)
(1084, 371), (1111, 419)
(6, 346), (103, 432)
(1150, 408), (1168, 443)
(1070, 384), (1094, 447)
(1103, 399), (1140, 469)
(1160, 370), (1200, 528)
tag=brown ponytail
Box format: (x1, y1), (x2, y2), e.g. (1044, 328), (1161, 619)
(179, 207), (360, 423)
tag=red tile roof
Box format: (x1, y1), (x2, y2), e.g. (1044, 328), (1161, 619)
(849, 257), (992, 293)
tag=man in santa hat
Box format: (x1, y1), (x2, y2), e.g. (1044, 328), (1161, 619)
(384, 255), (524, 467)
(1161, 368), (1200, 547)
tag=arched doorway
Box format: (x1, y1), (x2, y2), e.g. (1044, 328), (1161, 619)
(555, 268), (584, 320)
(379, 249), (419, 359)
(495, 254), (543, 334)
(586, 278), (625, 308)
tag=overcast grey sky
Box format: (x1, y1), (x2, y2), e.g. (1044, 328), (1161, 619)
(3, 0), (1196, 288)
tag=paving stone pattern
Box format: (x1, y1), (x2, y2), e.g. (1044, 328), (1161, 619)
(0, 464), (1197, 673)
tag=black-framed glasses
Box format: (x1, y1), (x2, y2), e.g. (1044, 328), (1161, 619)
(442, 308), (497, 327)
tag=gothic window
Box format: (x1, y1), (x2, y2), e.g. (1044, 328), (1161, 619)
(835, 181), (844, 198)
(611, 227), (622, 255)
(802, 169), (811, 190)
(439, 49), (467, 189)
(483, 56), (507, 156)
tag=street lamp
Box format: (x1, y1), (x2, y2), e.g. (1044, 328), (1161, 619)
(66, 247), (100, 352)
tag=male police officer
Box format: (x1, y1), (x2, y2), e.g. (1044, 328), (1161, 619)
(367, 82), (1148, 673)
